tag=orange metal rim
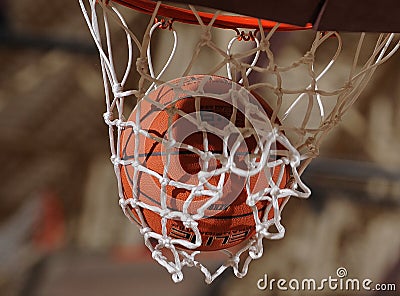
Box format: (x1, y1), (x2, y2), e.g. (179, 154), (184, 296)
(111, 0), (313, 31)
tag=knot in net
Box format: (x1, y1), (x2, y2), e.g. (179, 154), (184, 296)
(79, 0), (400, 283)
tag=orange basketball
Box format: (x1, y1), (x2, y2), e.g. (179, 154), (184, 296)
(120, 75), (288, 251)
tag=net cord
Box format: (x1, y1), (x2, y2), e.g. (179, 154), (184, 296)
(79, 0), (400, 283)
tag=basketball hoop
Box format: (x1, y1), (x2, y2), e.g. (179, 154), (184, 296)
(78, 0), (400, 283)
(110, 0), (312, 30)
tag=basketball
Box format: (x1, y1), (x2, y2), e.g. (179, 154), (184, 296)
(120, 75), (289, 251)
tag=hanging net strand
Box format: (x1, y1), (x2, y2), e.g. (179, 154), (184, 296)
(79, 0), (400, 284)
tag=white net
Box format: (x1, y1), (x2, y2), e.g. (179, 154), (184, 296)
(79, 0), (400, 283)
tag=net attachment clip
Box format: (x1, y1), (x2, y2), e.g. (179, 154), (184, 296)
(155, 17), (174, 30)
(234, 28), (259, 41)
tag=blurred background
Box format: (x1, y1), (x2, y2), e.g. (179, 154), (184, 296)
(0, 1), (399, 296)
